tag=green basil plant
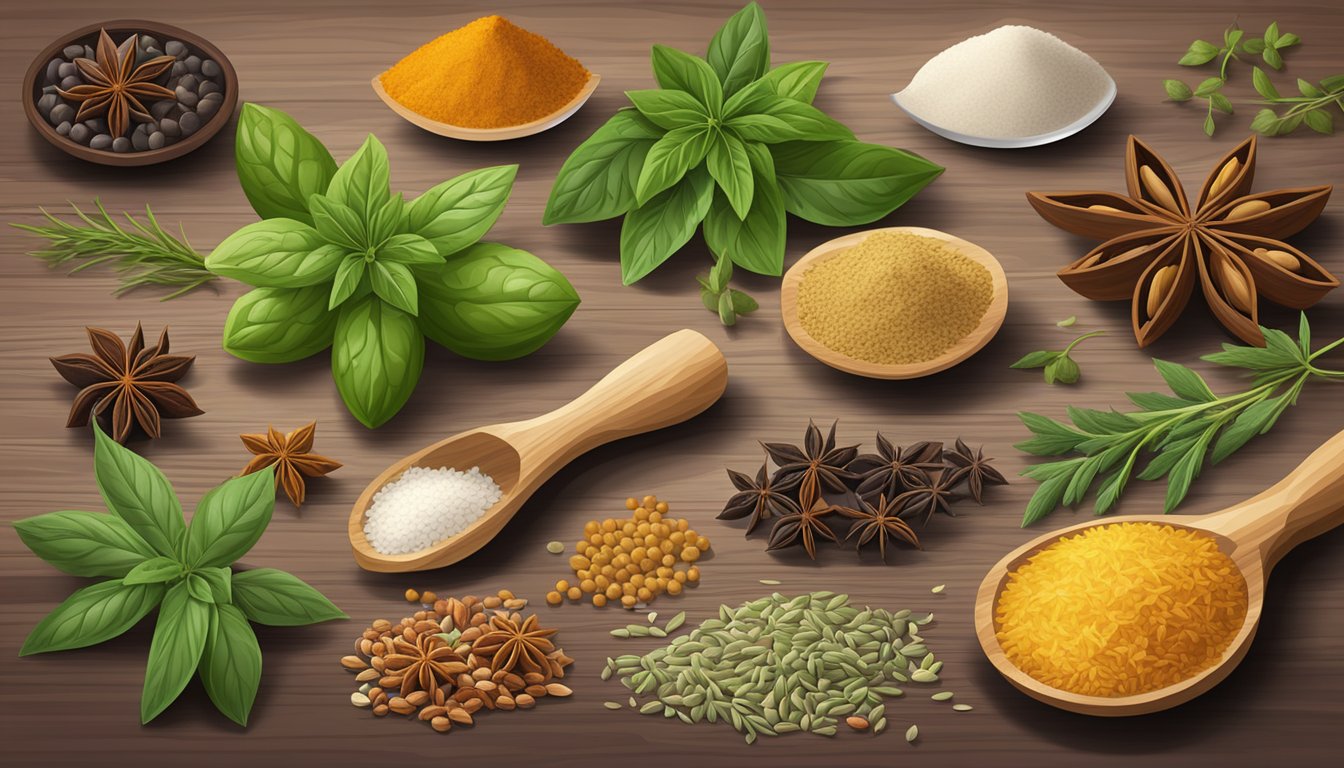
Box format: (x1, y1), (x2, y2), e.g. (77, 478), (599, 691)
(209, 104), (580, 428)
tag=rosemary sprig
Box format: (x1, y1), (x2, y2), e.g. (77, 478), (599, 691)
(12, 200), (216, 300)
(1016, 314), (1344, 526)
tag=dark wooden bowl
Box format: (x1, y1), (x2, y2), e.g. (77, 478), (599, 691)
(22, 19), (238, 166)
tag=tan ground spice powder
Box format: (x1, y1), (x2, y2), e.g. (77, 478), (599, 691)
(797, 233), (993, 365)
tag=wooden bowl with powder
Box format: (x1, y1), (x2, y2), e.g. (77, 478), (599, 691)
(780, 227), (1008, 379)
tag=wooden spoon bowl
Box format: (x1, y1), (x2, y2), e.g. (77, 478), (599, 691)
(370, 73), (600, 141)
(780, 227), (1008, 379)
(975, 428), (1344, 716)
(348, 329), (727, 572)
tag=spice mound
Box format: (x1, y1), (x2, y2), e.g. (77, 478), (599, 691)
(995, 522), (1248, 697)
(898, 26), (1111, 140)
(363, 466), (501, 555)
(342, 590), (573, 732)
(379, 16), (589, 129)
(797, 233), (993, 365)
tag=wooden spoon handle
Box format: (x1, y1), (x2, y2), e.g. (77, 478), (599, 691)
(498, 329), (728, 477)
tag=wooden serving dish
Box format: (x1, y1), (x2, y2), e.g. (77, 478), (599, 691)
(370, 73), (600, 141)
(780, 227), (1009, 379)
(22, 20), (238, 166)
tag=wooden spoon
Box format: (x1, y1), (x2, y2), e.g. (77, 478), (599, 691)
(975, 428), (1344, 716)
(780, 227), (1008, 379)
(370, 73), (600, 141)
(348, 330), (727, 572)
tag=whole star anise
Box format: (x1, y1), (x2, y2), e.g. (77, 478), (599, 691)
(718, 463), (802, 534)
(763, 420), (858, 504)
(382, 632), (468, 697)
(766, 485), (844, 560)
(57, 29), (176, 138)
(849, 435), (943, 501)
(239, 422), (342, 508)
(841, 493), (921, 561)
(1028, 135), (1336, 347)
(50, 324), (202, 443)
(472, 615), (557, 677)
(895, 468), (964, 526)
(942, 438), (1007, 504)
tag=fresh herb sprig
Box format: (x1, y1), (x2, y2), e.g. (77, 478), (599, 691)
(1016, 314), (1344, 526)
(1249, 72), (1344, 136)
(14, 421), (346, 725)
(698, 253), (758, 325)
(1011, 330), (1104, 385)
(12, 200), (216, 299)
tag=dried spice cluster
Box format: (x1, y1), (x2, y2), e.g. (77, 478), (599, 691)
(341, 591), (573, 733)
(719, 421), (1006, 560)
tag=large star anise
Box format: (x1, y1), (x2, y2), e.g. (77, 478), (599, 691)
(472, 615), (557, 677)
(239, 422), (342, 508)
(766, 485), (843, 560)
(942, 438), (1007, 504)
(718, 463), (802, 534)
(841, 493), (921, 561)
(763, 420), (858, 504)
(50, 324), (202, 443)
(382, 632), (468, 697)
(57, 29), (176, 138)
(1028, 135), (1336, 347)
(848, 435), (943, 501)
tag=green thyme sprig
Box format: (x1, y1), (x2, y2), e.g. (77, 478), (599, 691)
(698, 253), (759, 326)
(12, 199), (216, 299)
(1016, 314), (1344, 526)
(1010, 330), (1104, 385)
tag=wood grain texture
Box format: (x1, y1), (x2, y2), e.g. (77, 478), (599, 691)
(1, 0), (1341, 765)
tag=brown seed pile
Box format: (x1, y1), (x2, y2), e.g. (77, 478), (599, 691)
(340, 590), (573, 733)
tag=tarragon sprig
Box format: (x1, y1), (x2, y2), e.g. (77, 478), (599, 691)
(1016, 314), (1344, 526)
(1250, 72), (1344, 136)
(1162, 21), (1305, 136)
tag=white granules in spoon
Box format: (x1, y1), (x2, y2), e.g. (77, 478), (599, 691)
(363, 466), (502, 555)
(898, 26), (1111, 140)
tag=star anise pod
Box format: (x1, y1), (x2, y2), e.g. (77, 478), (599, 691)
(50, 324), (202, 443)
(941, 438), (1007, 504)
(239, 422), (342, 508)
(57, 29), (176, 138)
(718, 463), (802, 534)
(382, 632), (468, 697)
(1028, 135), (1336, 347)
(894, 468), (964, 526)
(471, 614), (558, 678)
(841, 493), (921, 561)
(766, 485), (844, 560)
(763, 420), (858, 504)
(848, 435), (943, 501)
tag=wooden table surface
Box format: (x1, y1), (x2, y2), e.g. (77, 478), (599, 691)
(3, 0), (1341, 765)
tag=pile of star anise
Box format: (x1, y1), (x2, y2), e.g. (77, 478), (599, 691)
(718, 421), (1007, 561)
(340, 590), (573, 733)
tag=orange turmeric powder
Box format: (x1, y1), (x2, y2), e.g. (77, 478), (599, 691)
(380, 16), (590, 129)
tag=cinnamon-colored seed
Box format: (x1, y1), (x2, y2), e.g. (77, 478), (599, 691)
(461, 699), (483, 714)
(378, 675), (401, 689)
(503, 598), (527, 610)
(433, 599), (449, 615)
(404, 588), (420, 603)
(846, 716), (870, 731)
(475, 680), (498, 692)
(355, 668), (380, 683)
(472, 666), (492, 681)
(340, 655), (367, 671)
(1146, 264), (1178, 320)
(1140, 165), (1180, 212)
(515, 693), (536, 709)
(497, 589), (515, 600)
(406, 691), (430, 707)
(413, 620), (439, 634)
(1087, 204), (1123, 213)
(370, 656), (385, 672)
(1256, 247), (1301, 272)
(469, 612), (488, 627)
(373, 704), (389, 717)
(448, 709), (474, 725)
(372, 619), (392, 632)
(502, 673), (526, 691)
(525, 684), (548, 697)
(358, 638), (373, 655)
(421, 591), (438, 604)
(1216, 260), (1253, 313)
(420, 705), (447, 721)
(1226, 199), (1271, 220)
(544, 683), (573, 697)
(483, 596), (502, 609)
(388, 697), (416, 715)
(496, 695), (516, 711)
(1209, 156), (1240, 199)
(431, 716), (452, 733)
(362, 628), (380, 641)
(523, 672), (547, 685)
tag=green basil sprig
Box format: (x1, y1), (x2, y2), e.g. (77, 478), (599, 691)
(14, 422), (346, 726)
(544, 2), (943, 286)
(211, 104), (580, 428)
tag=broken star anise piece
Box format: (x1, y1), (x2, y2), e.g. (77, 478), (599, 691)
(895, 468), (965, 526)
(841, 493), (922, 561)
(718, 463), (802, 534)
(471, 614), (558, 678)
(1027, 134), (1336, 347)
(763, 420), (858, 504)
(849, 435), (943, 501)
(57, 29), (176, 138)
(766, 485), (844, 560)
(382, 632), (468, 698)
(941, 438), (1007, 504)
(239, 422), (342, 508)
(50, 324), (202, 443)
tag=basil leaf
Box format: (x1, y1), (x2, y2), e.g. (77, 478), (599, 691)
(727, 97), (854, 143)
(706, 131), (754, 219)
(717, 290), (737, 326)
(707, 1), (770, 97)
(371, 261), (419, 316)
(205, 219), (339, 288)
(197, 566), (233, 604)
(93, 421), (185, 557)
(231, 568), (347, 626)
(183, 467), (275, 568)
(418, 243), (580, 361)
(703, 145), (785, 276)
(326, 134), (392, 224)
(308, 193), (367, 250)
(186, 573), (216, 603)
(406, 165), (517, 257)
(543, 109), (661, 225)
(328, 255), (367, 310)
(730, 289), (758, 314)
(367, 193), (406, 247)
(1305, 108), (1333, 135)
(332, 296), (425, 428)
(123, 556), (184, 585)
(20, 580), (165, 656)
(651, 45), (723, 113)
(621, 168), (714, 285)
(141, 582), (210, 723)
(14, 510), (157, 577)
(222, 285), (337, 364)
(378, 233), (443, 267)
(233, 103), (337, 225)
(201, 603), (262, 726)
(626, 89), (709, 130)
(760, 61), (828, 103)
(635, 125), (712, 205)
(1252, 67), (1280, 99)
(771, 140), (944, 226)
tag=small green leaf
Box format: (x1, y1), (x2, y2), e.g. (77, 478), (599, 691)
(1242, 37), (1266, 55)
(635, 125), (712, 204)
(626, 89), (709, 131)
(233, 103), (337, 225)
(1153, 359), (1216, 402)
(93, 421), (185, 557)
(183, 467), (275, 569)
(1210, 92), (1234, 114)
(328, 255), (367, 310)
(406, 165), (518, 257)
(759, 61), (828, 103)
(20, 580), (165, 655)
(1051, 356), (1082, 384)
(1021, 471), (1073, 527)
(378, 233), (442, 267)
(708, 252), (733, 293)
(1304, 109), (1334, 135)
(326, 134), (392, 224)
(1010, 350), (1059, 369)
(231, 568), (346, 626)
(1057, 316), (1078, 328)
(201, 603), (262, 726)
(1250, 108), (1282, 134)
(1179, 40), (1219, 66)
(717, 290), (737, 326)
(1163, 79), (1193, 101)
(1193, 77), (1224, 97)
(700, 286), (718, 312)
(122, 556), (183, 585)
(650, 45), (723, 112)
(13, 510), (157, 578)
(1262, 22), (1280, 47)
(223, 285), (337, 364)
(1298, 78), (1325, 98)
(308, 194), (366, 250)
(1252, 67), (1280, 99)
(332, 296), (425, 428)
(706, 1), (770, 97)
(730, 290), (758, 314)
(186, 573), (216, 604)
(620, 168), (714, 285)
(705, 131), (755, 219)
(1276, 32), (1300, 48)
(1224, 27), (1244, 49)
(141, 582), (210, 723)
(370, 261), (419, 316)
(543, 110), (661, 225)
(197, 566), (233, 605)
(1043, 358), (1059, 385)
(1204, 112), (1216, 136)
(1263, 45), (1283, 70)
(205, 219), (336, 288)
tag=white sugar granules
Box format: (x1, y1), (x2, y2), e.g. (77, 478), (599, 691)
(363, 466), (502, 555)
(898, 26), (1112, 140)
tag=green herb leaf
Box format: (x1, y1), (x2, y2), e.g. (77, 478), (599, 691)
(706, 1), (770, 97)
(183, 467), (275, 569)
(708, 249), (733, 292)
(366, 193), (405, 247)
(331, 296), (425, 428)
(771, 140), (943, 226)
(326, 134), (392, 224)
(233, 103), (337, 225)
(1179, 40), (1219, 66)
(1242, 37), (1266, 55)
(1057, 316), (1078, 327)
(1263, 22), (1280, 47)
(1010, 350), (1059, 369)
(1193, 77), (1225, 97)
(1163, 79), (1193, 101)
(222, 285), (338, 363)
(308, 194), (366, 250)
(543, 110), (661, 225)
(1299, 78), (1326, 98)
(730, 290), (759, 314)
(626, 89), (709, 130)
(370, 261), (419, 316)
(1304, 109), (1334, 134)
(651, 45), (723, 112)
(1153, 359), (1216, 401)
(230, 568), (347, 626)
(1276, 32), (1300, 48)
(93, 421), (184, 556)
(727, 96), (854, 143)
(621, 168), (714, 284)
(636, 125), (713, 205)
(200, 603), (262, 726)
(1204, 112), (1216, 136)
(703, 145), (786, 275)
(186, 573), (216, 604)
(705, 131), (755, 219)
(378, 232), (443, 267)
(20, 580), (165, 656)
(197, 566), (233, 604)
(1224, 27), (1244, 50)
(206, 219), (338, 288)
(141, 582), (210, 724)
(1210, 92), (1234, 114)
(759, 61), (827, 104)
(13, 510), (157, 577)
(122, 556), (184, 585)
(328, 256), (367, 310)
(1250, 108), (1282, 134)
(1262, 45), (1283, 70)
(717, 290), (737, 326)
(406, 165), (518, 257)
(1252, 67), (1280, 99)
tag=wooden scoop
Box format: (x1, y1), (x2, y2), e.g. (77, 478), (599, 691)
(975, 428), (1344, 716)
(348, 329), (728, 572)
